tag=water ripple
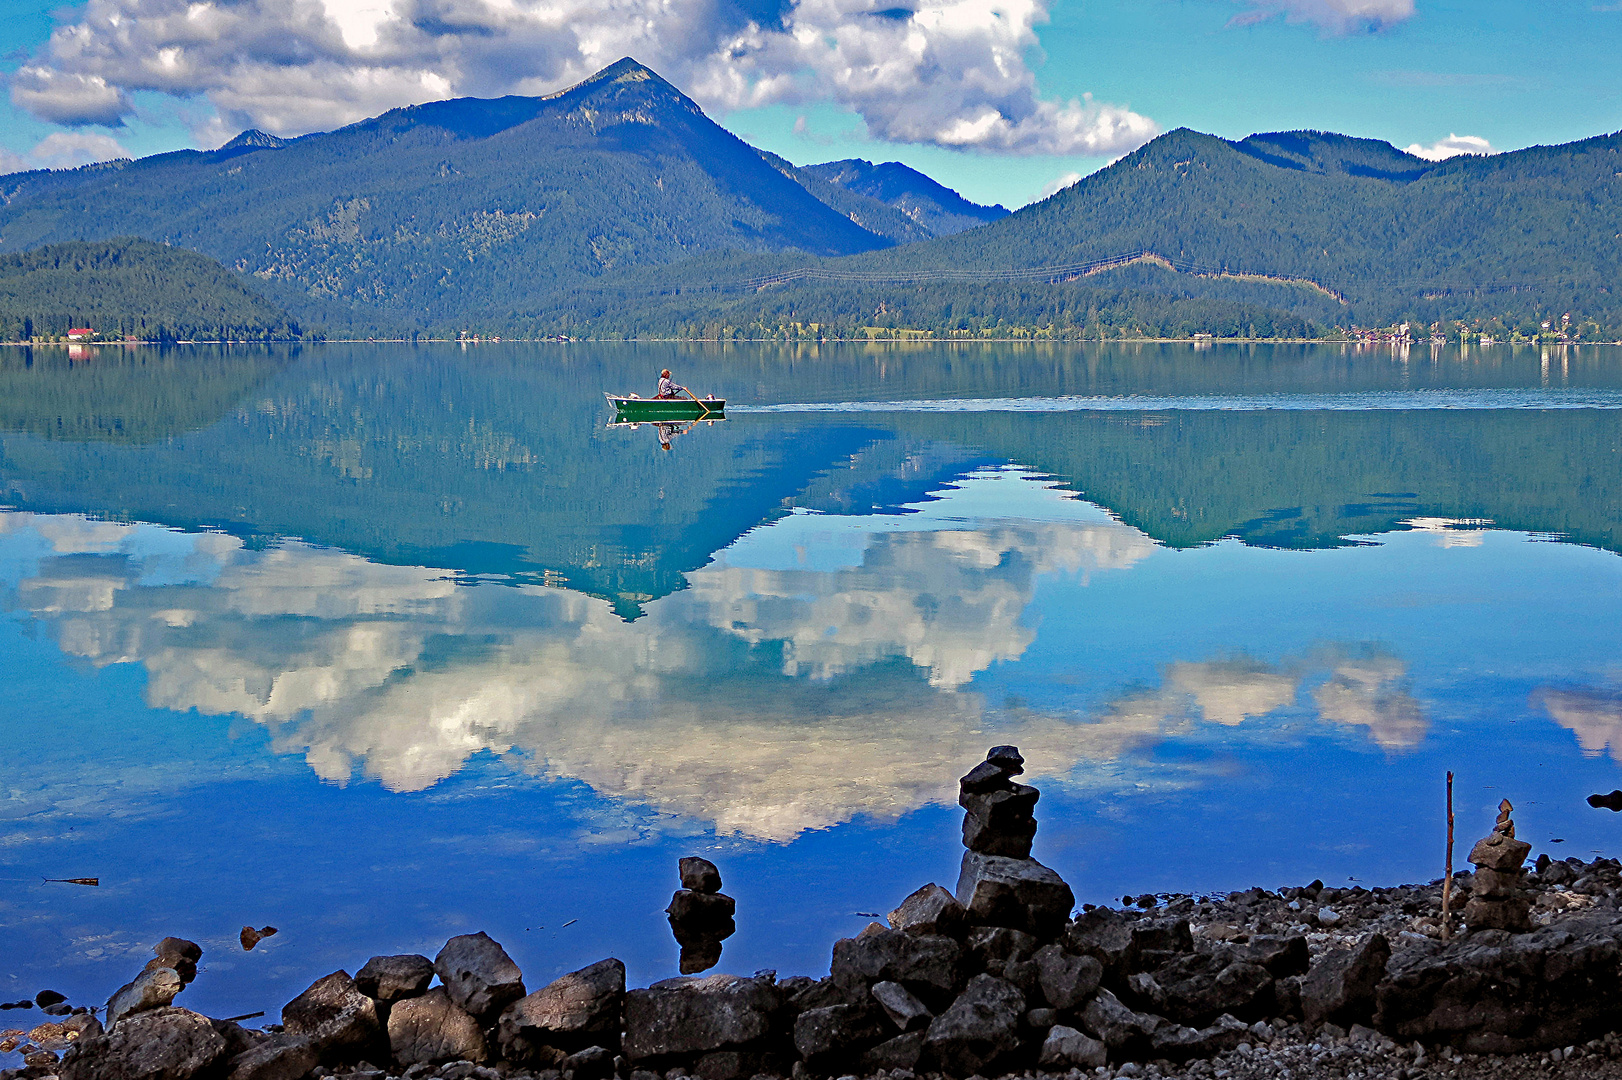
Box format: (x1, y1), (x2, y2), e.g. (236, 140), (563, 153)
(733, 389), (1622, 413)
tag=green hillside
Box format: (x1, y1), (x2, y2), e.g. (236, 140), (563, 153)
(0, 238), (300, 341)
(0, 60), (898, 331)
(804, 159), (1011, 236)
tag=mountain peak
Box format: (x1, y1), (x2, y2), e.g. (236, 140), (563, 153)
(219, 129), (287, 152)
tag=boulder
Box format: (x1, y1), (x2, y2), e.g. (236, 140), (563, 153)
(106, 967), (185, 1026)
(966, 926), (1039, 974)
(792, 1003), (891, 1068)
(960, 787), (1040, 858)
(1033, 945), (1103, 1012)
(153, 939), (202, 986)
(1038, 1025), (1107, 1069)
(207, 1020), (267, 1061)
(1079, 988), (1161, 1051)
(1300, 934), (1390, 1028)
(922, 974), (1024, 1077)
(1463, 896), (1533, 932)
(956, 852), (1075, 939)
(666, 891), (737, 926)
(692, 1049), (776, 1080)
(831, 924), (963, 1004)
(562, 1044), (616, 1080)
(387, 988), (488, 1066)
(1139, 954), (1274, 1026)
(354, 955), (435, 1003)
(1374, 912), (1622, 1052)
(985, 745), (1025, 771)
(870, 981), (932, 1032)
(888, 884), (967, 939)
(621, 973), (780, 1060)
(1468, 833), (1532, 872)
(224, 1036), (319, 1080)
(679, 858), (723, 894)
(1148, 1014), (1249, 1061)
(281, 971), (382, 1058)
(959, 761), (1015, 794)
(1064, 909), (1139, 978)
(861, 1030), (925, 1072)
(61, 1007), (228, 1080)
(1231, 935), (1310, 978)
(434, 932), (526, 1019)
(498, 958), (626, 1059)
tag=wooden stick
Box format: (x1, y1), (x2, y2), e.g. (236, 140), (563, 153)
(1442, 771), (1455, 941)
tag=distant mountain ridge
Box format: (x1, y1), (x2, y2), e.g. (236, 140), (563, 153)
(0, 58), (1615, 339)
(804, 159), (1010, 236)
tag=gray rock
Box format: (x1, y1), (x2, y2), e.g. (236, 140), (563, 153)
(960, 786), (1040, 859)
(1468, 833), (1532, 871)
(354, 955), (435, 1003)
(1230, 935), (1310, 977)
(435, 932), (526, 1019)
(562, 1045), (616, 1080)
(1025, 1007), (1057, 1029)
(207, 1019), (267, 1061)
(831, 924), (963, 1004)
(792, 1004), (890, 1068)
(666, 891), (737, 926)
(1300, 934), (1390, 1027)
(692, 1049), (774, 1080)
(1063, 909), (1138, 978)
(388, 988), (488, 1067)
(888, 884), (967, 939)
(106, 967), (185, 1026)
(1140, 954), (1274, 1026)
(1463, 895), (1533, 932)
(1375, 911), (1622, 1052)
(63, 1014), (103, 1040)
(985, 745), (1024, 772)
(621, 974), (780, 1060)
(1148, 1014), (1249, 1061)
(1079, 988), (1160, 1050)
(958, 761), (1015, 794)
(1033, 945), (1103, 1012)
(498, 958), (626, 1059)
(870, 982), (932, 1032)
(281, 970), (383, 1057)
(61, 1007), (228, 1080)
(224, 1036), (318, 1080)
(922, 974), (1024, 1077)
(1038, 1025), (1107, 1069)
(965, 926), (1038, 973)
(956, 852), (1075, 938)
(153, 939), (202, 985)
(679, 858), (723, 894)
(860, 1030), (925, 1072)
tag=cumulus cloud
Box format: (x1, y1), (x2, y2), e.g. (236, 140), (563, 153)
(1035, 171), (1083, 201)
(7, 0), (1157, 157)
(1535, 687), (1622, 764)
(1230, 0), (1415, 33)
(0, 130), (131, 175)
(1403, 133), (1494, 161)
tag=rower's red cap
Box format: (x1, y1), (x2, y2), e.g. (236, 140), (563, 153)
(661, 369), (671, 377)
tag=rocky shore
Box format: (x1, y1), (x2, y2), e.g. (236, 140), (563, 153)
(8, 747), (1622, 1080)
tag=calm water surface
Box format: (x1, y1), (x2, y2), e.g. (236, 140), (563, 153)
(2, 340), (1621, 1027)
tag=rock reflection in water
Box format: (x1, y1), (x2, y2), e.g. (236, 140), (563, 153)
(666, 857), (735, 973)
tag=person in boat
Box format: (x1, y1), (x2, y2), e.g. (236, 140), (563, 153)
(656, 369), (687, 399)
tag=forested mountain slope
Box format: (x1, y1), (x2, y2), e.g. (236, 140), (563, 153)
(0, 60), (897, 329)
(838, 128), (1622, 325)
(803, 159), (1010, 236)
(0, 238), (299, 340)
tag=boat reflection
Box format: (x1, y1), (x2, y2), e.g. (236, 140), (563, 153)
(607, 416), (726, 451)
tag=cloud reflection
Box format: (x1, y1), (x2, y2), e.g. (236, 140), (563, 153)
(0, 485), (1432, 840)
(1536, 687), (1622, 763)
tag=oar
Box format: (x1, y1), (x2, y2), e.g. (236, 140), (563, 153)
(683, 388), (713, 418)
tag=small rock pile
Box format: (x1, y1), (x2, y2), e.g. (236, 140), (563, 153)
(666, 858), (737, 974)
(1462, 799), (1533, 933)
(22, 749), (1622, 1080)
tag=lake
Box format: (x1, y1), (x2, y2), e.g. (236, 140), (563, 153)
(2, 339), (1621, 1025)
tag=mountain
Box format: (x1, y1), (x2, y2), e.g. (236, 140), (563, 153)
(0, 237), (300, 341)
(0, 59), (896, 331)
(803, 159), (1010, 236)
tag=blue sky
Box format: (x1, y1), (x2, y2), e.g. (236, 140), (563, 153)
(0, 0), (1616, 207)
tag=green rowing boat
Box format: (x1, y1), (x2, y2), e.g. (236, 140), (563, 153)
(606, 393), (726, 418)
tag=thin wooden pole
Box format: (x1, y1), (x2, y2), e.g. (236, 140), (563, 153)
(1442, 771), (1455, 941)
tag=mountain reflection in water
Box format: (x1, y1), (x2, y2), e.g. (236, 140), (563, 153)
(4, 341), (1622, 1018)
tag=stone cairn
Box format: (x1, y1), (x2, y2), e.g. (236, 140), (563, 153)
(1464, 798), (1534, 933)
(666, 857), (737, 974)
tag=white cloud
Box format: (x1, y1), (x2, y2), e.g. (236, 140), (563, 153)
(1535, 687), (1622, 764)
(6, 0), (1157, 157)
(1403, 133), (1494, 161)
(1231, 0), (1415, 33)
(1035, 171), (1082, 201)
(0, 131), (131, 175)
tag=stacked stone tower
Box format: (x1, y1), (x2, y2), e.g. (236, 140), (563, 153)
(1464, 799), (1533, 933)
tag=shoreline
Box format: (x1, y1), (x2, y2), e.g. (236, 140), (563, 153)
(7, 749), (1622, 1080)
